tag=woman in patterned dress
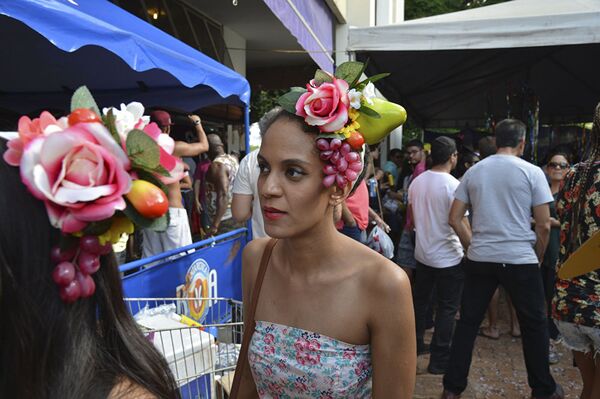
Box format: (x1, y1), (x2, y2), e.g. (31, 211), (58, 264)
(235, 108), (416, 398)
(553, 103), (600, 399)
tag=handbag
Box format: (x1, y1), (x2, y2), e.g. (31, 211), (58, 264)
(229, 238), (278, 398)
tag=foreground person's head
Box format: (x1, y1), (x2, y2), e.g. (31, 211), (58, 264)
(0, 139), (179, 398)
(0, 89), (183, 398)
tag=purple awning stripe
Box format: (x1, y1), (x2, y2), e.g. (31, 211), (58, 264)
(263, 0), (334, 72)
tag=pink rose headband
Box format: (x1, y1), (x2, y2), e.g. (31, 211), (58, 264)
(1, 87), (184, 303)
(277, 61), (407, 189)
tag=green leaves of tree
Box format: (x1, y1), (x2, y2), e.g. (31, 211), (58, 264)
(277, 87), (306, 113)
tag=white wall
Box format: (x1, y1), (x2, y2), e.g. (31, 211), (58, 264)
(223, 26), (246, 76)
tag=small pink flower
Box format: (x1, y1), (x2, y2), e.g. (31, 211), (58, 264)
(264, 365), (274, 377)
(295, 77), (350, 133)
(294, 380), (308, 392)
(19, 123), (132, 233)
(263, 333), (275, 345)
(142, 122), (184, 184)
(355, 360), (370, 376)
(264, 345), (275, 356)
(3, 112), (67, 166)
(343, 348), (356, 360)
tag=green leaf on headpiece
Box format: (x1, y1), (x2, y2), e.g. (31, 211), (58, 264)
(314, 69), (333, 85)
(82, 219), (113, 236)
(360, 105), (381, 119)
(122, 199), (169, 232)
(126, 129), (160, 169)
(70, 86), (101, 116)
(102, 109), (122, 145)
(350, 59), (369, 87)
(334, 61), (364, 86)
(277, 87), (306, 114)
(317, 133), (347, 140)
(357, 72), (390, 88)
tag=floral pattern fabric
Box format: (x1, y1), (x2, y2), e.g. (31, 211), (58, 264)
(248, 321), (372, 398)
(552, 162), (600, 328)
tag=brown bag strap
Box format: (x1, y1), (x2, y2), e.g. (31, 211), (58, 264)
(230, 238), (278, 398)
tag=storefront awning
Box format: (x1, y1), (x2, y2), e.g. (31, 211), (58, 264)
(263, 0), (334, 72)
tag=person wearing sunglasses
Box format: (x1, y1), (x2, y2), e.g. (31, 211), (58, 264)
(541, 151), (571, 364)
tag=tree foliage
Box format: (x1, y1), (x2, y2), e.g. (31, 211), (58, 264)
(250, 89), (286, 124)
(405, 0), (512, 21)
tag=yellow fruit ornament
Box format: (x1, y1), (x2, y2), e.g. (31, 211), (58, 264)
(356, 98), (407, 145)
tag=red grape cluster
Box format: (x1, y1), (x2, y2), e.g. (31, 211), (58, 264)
(50, 235), (111, 303)
(316, 138), (363, 188)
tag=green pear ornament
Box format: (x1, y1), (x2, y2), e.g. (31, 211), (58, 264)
(356, 98), (407, 145)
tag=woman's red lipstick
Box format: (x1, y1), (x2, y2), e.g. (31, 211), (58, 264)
(263, 206), (286, 220)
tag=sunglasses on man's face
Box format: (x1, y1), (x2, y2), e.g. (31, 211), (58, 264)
(547, 162), (569, 170)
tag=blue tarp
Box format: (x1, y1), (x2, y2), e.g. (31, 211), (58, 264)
(0, 0), (251, 113)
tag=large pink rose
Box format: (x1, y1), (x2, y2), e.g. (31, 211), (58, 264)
(19, 123), (132, 233)
(295, 77), (350, 133)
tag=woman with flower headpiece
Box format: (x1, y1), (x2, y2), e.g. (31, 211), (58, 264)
(230, 63), (415, 398)
(0, 88), (182, 398)
(552, 103), (600, 399)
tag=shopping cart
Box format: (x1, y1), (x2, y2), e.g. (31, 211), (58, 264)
(125, 297), (244, 399)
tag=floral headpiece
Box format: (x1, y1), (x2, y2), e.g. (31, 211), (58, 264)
(277, 61), (406, 189)
(1, 87), (184, 302)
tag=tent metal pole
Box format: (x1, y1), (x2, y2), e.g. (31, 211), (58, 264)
(244, 104), (253, 242)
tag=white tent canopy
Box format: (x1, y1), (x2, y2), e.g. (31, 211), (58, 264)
(348, 0), (600, 127)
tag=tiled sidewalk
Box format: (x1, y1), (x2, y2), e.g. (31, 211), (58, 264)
(414, 308), (583, 398)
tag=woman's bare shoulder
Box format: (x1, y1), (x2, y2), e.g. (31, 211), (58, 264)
(352, 245), (410, 296)
(242, 238), (274, 287)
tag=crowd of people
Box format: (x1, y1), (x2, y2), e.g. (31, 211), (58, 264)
(229, 104), (600, 398)
(115, 109), (245, 264)
(1, 87), (598, 398)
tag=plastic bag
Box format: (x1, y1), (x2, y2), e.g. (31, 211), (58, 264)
(366, 225), (395, 258)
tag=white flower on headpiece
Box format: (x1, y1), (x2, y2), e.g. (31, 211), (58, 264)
(348, 89), (362, 110)
(102, 102), (150, 142)
(362, 82), (376, 106)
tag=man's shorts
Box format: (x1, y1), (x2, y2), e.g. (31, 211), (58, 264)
(556, 319), (600, 358)
(142, 207), (193, 258)
(395, 229), (416, 269)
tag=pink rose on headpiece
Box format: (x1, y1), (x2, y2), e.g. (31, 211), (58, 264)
(295, 77), (350, 133)
(3, 111), (67, 166)
(19, 123), (132, 233)
(142, 122), (185, 185)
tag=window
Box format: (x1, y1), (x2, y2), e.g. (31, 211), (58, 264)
(112, 0), (233, 68)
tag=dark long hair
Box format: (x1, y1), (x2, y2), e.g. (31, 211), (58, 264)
(0, 140), (180, 398)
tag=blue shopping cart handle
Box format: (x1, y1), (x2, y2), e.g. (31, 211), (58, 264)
(119, 227), (247, 273)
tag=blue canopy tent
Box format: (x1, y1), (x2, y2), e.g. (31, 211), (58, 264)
(0, 0), (250, 113)
(0, 0), (251, 303)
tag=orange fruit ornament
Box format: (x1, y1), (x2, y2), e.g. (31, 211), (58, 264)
(126, 180), (169, 218)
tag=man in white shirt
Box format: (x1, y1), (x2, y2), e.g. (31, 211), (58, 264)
(409, 136), (466, 374)
(441, 119), (562, 399)
(232, 148), (267, 238)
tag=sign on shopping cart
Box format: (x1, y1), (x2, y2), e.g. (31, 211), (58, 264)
(176, 258), (216, 323)
(122, 232), (246, 325)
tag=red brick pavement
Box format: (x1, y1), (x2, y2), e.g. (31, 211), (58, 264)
(414, 303), (583, 398)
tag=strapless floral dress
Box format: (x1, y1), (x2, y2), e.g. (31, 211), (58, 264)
(248, 320), (372, 398)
